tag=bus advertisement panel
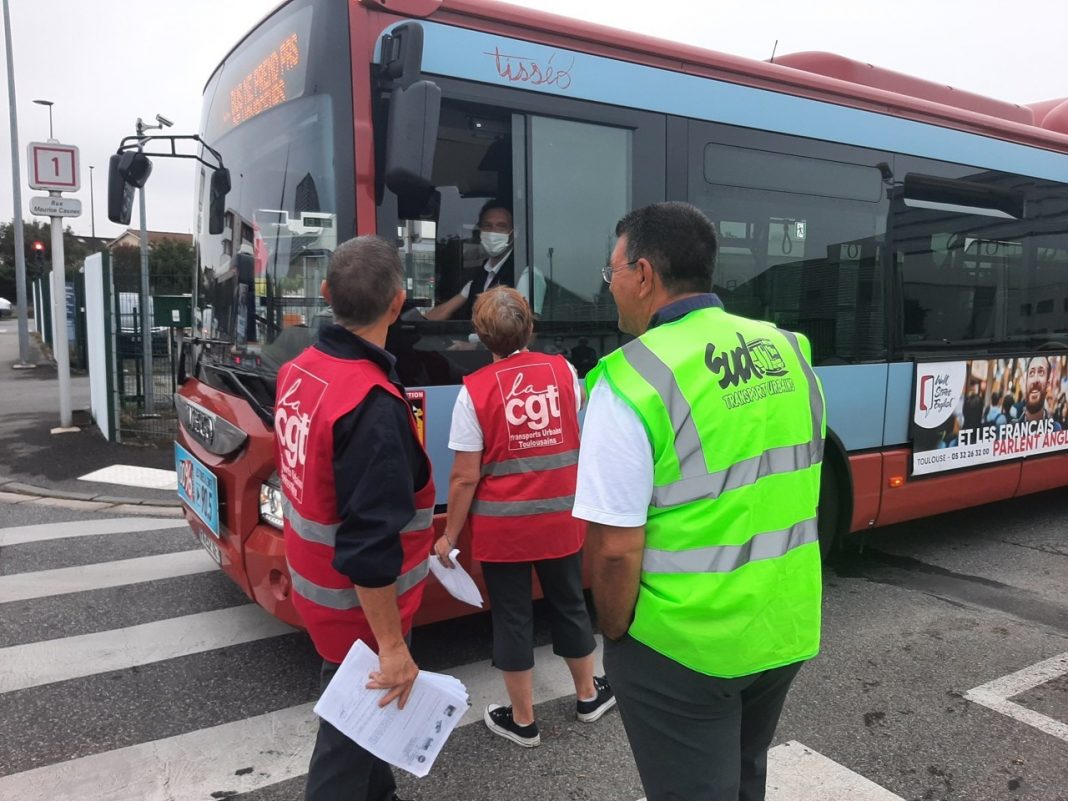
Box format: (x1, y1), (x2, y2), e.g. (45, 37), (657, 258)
(911, 355), (1068, 475)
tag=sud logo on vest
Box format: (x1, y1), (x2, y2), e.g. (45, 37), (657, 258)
(705, 332), (797, 409)
(496, 363), (565, 451)
(275, 368), (329, 501)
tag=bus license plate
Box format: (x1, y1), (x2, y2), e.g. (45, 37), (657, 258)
(174, 442), (220, 537)
(194, 528), (222, 565)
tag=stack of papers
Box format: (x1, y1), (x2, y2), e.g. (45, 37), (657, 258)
(314, 640), (470, 777)
(428, 549), (484, 608)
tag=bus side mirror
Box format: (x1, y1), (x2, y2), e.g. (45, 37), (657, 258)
(384, 79), (441, 199)
(107, 153), (137, 225)
(209, 167), (231, 235)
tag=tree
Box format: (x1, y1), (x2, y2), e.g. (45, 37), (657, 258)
(0, 220), (94, 299)
(109, 239), (194, 295)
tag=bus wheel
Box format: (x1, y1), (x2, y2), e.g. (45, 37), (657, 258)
(817, 461), (843, 560)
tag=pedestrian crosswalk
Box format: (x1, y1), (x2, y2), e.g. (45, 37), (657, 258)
(0, 605), (295, 693)
(0, 549), (218, 603)
(0, 509), (904, 801)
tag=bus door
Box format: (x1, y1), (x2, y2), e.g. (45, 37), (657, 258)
(378, 84), (665, 497)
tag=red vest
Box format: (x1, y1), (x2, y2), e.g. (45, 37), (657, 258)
(463, 351), (584, 562)
(275, 346), (435, 663)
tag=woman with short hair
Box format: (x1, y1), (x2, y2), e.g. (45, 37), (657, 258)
(434, 286), (614, 747)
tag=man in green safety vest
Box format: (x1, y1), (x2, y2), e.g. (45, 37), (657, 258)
(574, 201), (825, 801)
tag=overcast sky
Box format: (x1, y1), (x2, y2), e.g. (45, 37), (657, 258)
(2, 0), (1065, 242)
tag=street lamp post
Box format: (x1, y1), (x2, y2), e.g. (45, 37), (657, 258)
(88, 165), (95, 240)
(3, 0), (33, 367)
(32, 98), (54, 141)
(134, 113), (173, 416)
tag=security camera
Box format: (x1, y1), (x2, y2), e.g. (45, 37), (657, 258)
(155, 114), (174, 128)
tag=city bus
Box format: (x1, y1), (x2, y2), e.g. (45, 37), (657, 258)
(174, 0), (1068, 628)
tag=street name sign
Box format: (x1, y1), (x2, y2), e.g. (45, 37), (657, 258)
(30, 195), (82, 218)
(27, 141), (80, 192)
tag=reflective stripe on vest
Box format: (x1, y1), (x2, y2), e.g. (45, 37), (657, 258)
(643, 518), (817, 573)
(480, 449), (579, 477)
(469, 495), (576, 516)
(285, 501), (434, 546)
(287, 559), (431, 610)
(623, 340), (707, 480)
(624, 336), (825, 509)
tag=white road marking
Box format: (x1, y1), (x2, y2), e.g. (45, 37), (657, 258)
(0, 639), (602, 801)
(0, 702), (319, 801)
(0, 622), (908, 801)
(0, 517), (186, 547)
(78, 465), (178, 491)
(636, 740), (906, 801)
(0, 605), (295, 693)
(766, 741), (905, 800)
(0, 550), (217, 604)
(965, 651), (1068, 743)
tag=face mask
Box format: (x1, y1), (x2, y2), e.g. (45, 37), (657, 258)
(480, 231), (511, 257)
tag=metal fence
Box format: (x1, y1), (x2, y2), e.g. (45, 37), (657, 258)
(110, 262), (187, 442)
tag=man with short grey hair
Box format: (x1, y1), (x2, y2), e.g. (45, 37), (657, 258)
(275, 235), (436, 801)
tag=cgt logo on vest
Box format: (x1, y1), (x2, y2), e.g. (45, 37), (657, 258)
(274, 367), (328, 502)
(496, 363), (565, 451)
(706, 333), (797, 409)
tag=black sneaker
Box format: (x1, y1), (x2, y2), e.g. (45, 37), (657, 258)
(576, 675), (616, 722)
(484, 704), (541, 747)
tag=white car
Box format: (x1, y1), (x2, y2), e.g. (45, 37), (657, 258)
(0, 297), (11, 318)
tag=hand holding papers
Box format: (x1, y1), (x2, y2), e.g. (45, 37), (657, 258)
(314, 640), (470, 778)
(428, 549), (484, 608)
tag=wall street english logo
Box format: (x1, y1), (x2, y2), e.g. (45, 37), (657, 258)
(707, 333), (796, 409)
(912, 361), (966, 430)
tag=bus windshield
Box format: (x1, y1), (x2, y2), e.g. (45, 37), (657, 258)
(192, 0), (345, 378)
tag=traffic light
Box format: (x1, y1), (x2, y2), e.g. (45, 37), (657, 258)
(32, 240), (45, 267)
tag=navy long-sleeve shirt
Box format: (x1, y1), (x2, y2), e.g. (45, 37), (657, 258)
(315, 324), (430, 588)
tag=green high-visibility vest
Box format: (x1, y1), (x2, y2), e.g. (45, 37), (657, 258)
(588, 305), (825, 677)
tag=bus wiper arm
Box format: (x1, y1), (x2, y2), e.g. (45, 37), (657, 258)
(208, 364), (275, 428)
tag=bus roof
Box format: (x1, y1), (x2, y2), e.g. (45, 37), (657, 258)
(390, 0), (1068, 151)
(207, 0), (1068, 151)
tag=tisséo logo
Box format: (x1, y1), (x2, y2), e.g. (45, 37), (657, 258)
(497, 363), (565, 450)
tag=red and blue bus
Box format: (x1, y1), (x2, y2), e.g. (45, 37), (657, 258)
(174, 0), (1068, 628)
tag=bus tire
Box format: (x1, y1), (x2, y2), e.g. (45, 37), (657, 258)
(817, 458), (845, 560)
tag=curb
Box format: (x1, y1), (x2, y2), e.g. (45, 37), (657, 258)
(0, 475), (182, 514)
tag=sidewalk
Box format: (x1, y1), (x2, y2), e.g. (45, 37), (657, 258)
(0, 319), (180, 513)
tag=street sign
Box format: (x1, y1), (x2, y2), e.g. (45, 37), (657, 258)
(30, 195), (82, 218)
(27, 141), (80, 191)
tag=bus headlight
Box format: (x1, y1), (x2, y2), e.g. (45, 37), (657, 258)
(259, 475), (284, 529)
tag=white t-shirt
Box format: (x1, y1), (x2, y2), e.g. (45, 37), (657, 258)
(479, 249), (546, 315)
(449, 356), (582, 452)
(572, 377), (654, 527)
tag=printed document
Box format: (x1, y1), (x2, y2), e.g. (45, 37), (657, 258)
(314, 640), (470, 777)
(428, 548), (484, 608)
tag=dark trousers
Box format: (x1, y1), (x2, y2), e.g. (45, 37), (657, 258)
(305, 660), (396, 801)
(482, 552), (596, 671)
(604, 635), (803, 801)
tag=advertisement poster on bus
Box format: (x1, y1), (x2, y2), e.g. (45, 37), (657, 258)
(911, 354), (1068, 475)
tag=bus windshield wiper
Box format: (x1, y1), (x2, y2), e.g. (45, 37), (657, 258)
(204, 363), (275, 428)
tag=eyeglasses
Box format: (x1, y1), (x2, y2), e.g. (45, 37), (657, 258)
(602, 259), (639, 284)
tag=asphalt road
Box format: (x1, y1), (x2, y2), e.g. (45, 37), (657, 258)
(1, 491), (1066, 801)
